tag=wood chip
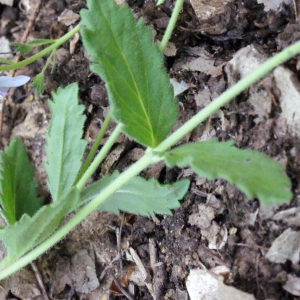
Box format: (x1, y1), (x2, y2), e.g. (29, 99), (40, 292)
(129, 247), (156, 299)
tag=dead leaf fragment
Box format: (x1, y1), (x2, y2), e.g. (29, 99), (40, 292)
(225, 45), (274, 123)
(247, 209), (259, 226)
(274, 66), (300, 138)
(0, 0), (13, 6)
(170, 78), (189, 96)
(247, 89), (272, 121)
(186, 269), (220, 300)
(225, 45), (267, 81)
(266, 228), (300, 265)
(173, 48), (226, 95)
(164, 42), (177, 57)
(189, 0), (232, 34)
(0, 269), (42, 299)
(283, 274), (300, 296)
(174, 54), (224, 77)
(189, 0), (231, 20)
(70, 32), (80, 54)
(201, 221), (221, 249)
(188, 203), (215, 229)
(50, 256), (72, 295)
(195, 86), (212, 108)
(256, 0), (292, 11)
(210, 265), (230, 278)
(71, 249), (100, 294)
(188, 203), (226, 249)
(273, 207), (300, 226)
(129, 267), (147, 287)
(218, 277), (256, 300)
(58, 9), (80, 26)
(186, 269), (256, 300)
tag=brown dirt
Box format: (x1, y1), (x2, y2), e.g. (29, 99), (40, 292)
(0, 0), (300, 299)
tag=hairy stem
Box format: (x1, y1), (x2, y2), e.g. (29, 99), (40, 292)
(0, 25), (80, 71)
(76, 123), (122, 191)
(0, 152), (155, 280)
(41, 49), (56, 73)
(159, 0), (184, 53)
(155, 41), (300, 152)
(76, 111), (112, 183)
(1, 32), (300, 282)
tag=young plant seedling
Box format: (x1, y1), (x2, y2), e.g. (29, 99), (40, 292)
(0, 0), (298, 280)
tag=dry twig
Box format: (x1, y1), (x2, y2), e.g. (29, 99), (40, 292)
(31, 262), (50, 300)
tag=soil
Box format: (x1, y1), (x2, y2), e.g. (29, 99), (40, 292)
(0, 0), (300, 299)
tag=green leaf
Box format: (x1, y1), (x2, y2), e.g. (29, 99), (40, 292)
(45, 83), (87, 202)
(80, 172), (190, 216)
(79, 171), (120, 206)
(27, 39), (56, 46)
(12, 39), (55, 55)
(0, 188), (79, 267)
(0, 58), (15, 65)
(11, 43), (33, 55)
(30, 73), (45, 96)
(164, 139), (292, 204)
(0, 138), (43, 225)
(80, 0), (177, 148)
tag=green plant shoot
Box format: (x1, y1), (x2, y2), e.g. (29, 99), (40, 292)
(0, 0), (297, 280)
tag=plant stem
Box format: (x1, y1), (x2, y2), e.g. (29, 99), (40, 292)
(76, 111), (112, 183)
(157, 0), (165, 5)
(76, 123), (122, 191)
(41, 49), (56, 73)
(2, 35), (300, 282)
(0, 25), (80, 71)
(0, 152), (155, 280)
(155, 41), (300, 153)
(159, 0), (184, 53)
